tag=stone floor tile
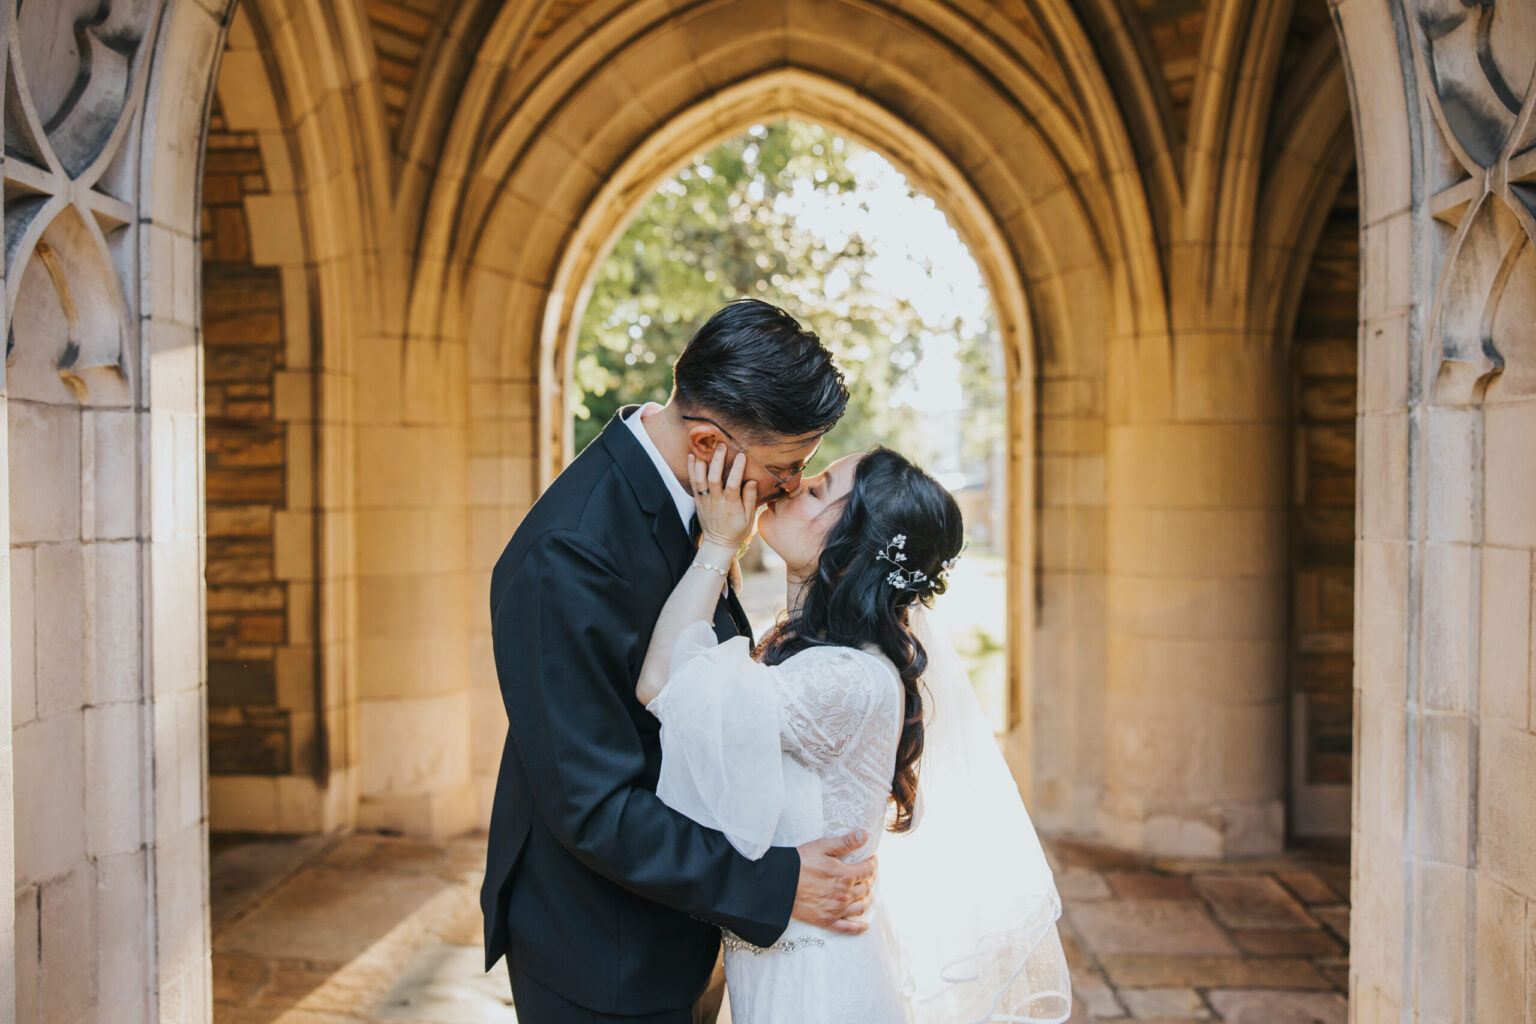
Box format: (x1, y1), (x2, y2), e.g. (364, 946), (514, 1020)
(245, 1011), (356, 1024)
(210, 834), (331, 931)
(441, 907), (485, 947)
(1106, 872), (1195, 901)
(1051, 839), (1146, 872)
(1059, 870), (1114, 901)
(373, 944), (516, 1022)
(205, 834), (1355, 1022)
(214, 865), (447, 964)
(1072, 977), (1127, 1018)
(356, 838), (451, 876)
(1311, 862), (1351, 899)
(1190, 874), (1316, 930)
(1275, 869), (1339, 904)
(211, 950), (268, 1006)
(1097, 955), (1333, 989)
(1206, 988), (1348, 1023)
(441, 837), (490, 876)
(1118, 986), (1211, 1019)
(319, 834), (386, 868)
(249, 961), (335, 1009)
(1150, 856), (1299, 875)
(210, 1009), (303, 1024)
(1229, 928), (1344, 956)
(1319, 962), (1350, 992)
(1312, 903), (1350, 941)
(1060, 926), (1098, 975)
(1066, 901), (1236, 956)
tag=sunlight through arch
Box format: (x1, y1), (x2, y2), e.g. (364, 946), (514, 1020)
(567, 116), (1014, 731)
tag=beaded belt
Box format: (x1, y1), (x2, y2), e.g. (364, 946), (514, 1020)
(722, 930), (827, 956)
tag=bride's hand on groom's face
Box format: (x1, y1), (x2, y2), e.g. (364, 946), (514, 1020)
(689, 447), (758, 553)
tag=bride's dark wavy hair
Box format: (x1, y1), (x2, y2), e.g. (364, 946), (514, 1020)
(756, 447), (964, 832)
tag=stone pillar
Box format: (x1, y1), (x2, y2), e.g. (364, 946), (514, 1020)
(1101, 348), (1290, 857)
(5, 0), (219, 1019)
(1337, 0), (1536, 1018)
(1, 397), (15, 1024)
(355, 295), (475, 836)
(353, 407), (478, 837)
(1028, 269), (1109, 837)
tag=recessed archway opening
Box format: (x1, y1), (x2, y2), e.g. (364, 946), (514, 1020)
(565, 117), (1015, 732)
(198, 13), (330, 846)
(1285, 161), (1359, 845)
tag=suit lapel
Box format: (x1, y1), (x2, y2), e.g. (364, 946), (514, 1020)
(598, 408), (755, 643)
(598, 407), (694, 581)
(653, 509), (694, 581)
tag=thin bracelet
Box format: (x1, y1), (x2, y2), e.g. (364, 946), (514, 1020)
(690, 560), (729, 579)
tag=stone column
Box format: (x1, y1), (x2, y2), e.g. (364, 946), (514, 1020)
(1101, 334), (1290, 857)
(1, 396), (15, 1024)
(353, 405), (478, 837)
(5, 0), (221, 1019)
(1337, 0), (1536, 1018)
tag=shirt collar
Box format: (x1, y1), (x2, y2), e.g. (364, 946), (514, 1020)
(624, 404), (695, 531)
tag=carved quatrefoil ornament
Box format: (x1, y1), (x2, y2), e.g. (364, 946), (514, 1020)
(3, 0), (159, 403)
(1411, 0), (1536, 403)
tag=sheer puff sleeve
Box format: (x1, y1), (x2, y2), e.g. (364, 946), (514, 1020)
(648, 622), (894, 860)
(647, 621), (786, 860)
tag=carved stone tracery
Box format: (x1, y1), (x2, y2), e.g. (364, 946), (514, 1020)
(3, 0), (157, 403)
(1412, 0), (1536, 402)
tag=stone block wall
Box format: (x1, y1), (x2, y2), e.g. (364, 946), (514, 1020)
(6, 0), (1536, 1019)
(203, 98), (296, 778)
(6, 1), (226, 1018)
(1340, 0), (1536, 1017)
(1289, 168), (1358, 838)
(200, 14), (333, 836)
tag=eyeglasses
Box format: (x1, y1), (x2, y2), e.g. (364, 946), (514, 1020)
(681, 414), (821, 491)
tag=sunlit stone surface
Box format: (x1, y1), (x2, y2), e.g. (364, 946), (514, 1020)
(4, 0), (1534, 1020)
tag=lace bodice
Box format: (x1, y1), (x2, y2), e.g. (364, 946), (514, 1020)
(772, 643), (904, 840)
(647, 622), (904, 860)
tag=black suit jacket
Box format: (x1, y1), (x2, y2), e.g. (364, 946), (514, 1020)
(481, 408), (800, 1014)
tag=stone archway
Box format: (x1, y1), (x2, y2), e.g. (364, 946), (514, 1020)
(391, 0), (1360, 864)
(417, 0), (1163, 842)
(535, 68), (1039, 750)
(10, 0), (1536, 1018)
(1330, 0), (1536, 1017)
(1, 0), (401, 1013)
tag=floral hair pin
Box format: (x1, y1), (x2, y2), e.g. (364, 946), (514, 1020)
(876, 533), (964, 592)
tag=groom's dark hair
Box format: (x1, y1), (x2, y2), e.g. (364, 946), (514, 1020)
(671, 299), (849, 440)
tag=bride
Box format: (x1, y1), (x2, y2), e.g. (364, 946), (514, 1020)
(636, 444), (1072, 1024)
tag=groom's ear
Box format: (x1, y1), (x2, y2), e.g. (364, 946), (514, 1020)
(685, 421), (724, 457)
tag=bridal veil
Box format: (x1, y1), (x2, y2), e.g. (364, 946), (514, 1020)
(878, 606), (1072, 1023)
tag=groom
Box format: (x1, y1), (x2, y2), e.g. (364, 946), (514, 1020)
(483, 299), (877, 1023)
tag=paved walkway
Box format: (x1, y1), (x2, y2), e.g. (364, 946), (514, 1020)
(1046, 839), (1350, 1023)
(212, 833), (514, 1024)
(210, 833), (1349, 1023)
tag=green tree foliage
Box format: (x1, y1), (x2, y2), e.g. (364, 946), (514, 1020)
(573, 120), (942, 462)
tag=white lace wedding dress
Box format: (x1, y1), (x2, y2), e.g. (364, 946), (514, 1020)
(648, 618), (1071, 1024)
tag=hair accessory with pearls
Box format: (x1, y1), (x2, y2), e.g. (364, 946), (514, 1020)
(876, 533), (962, 592)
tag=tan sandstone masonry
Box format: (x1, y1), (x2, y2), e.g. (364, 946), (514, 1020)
(4, 0), (1536, 1022)
(1290, 167), (1360, 838)
(202, 95), (298, 780)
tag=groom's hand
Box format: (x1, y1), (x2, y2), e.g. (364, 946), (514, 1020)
(791, 831), (877, 935)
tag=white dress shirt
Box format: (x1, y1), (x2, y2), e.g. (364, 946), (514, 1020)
(625, 404), (695, 533)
